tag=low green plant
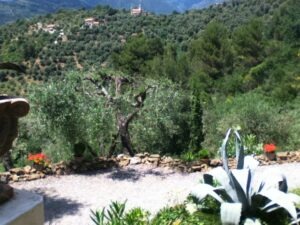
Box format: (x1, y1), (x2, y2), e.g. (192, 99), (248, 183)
(180, 150), (197, 162)
(191, 129), (300, 225)
(90, 201), (149, 225)
(180, 149), (211, 162)
(226, 133), (263, 157)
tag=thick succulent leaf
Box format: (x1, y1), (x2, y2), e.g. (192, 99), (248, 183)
(261, 201), (281, 213)
(257, 181), (266, 193)
(230, 169), (251, 209)
(208, 167), (237, 202)
(279, 175), (288, 193)
(244, 155), (259, 170)
(220, 202), (242, 225)
(221, 129), (232, 174)
(203, 173), (213, 185)
(234, 130), (244, 169)
(258, 188), (298, 219)
(244, 218), (262, 225)
(191, 183), (225, 203)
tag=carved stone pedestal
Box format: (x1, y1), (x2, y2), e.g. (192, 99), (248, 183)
(0, 189), (44, 225)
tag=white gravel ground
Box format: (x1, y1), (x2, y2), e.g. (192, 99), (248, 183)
(11, 163), (300, 225)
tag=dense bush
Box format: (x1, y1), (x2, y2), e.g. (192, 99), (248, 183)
(202, 91), (293, 155)
(131, 79), (191, 155)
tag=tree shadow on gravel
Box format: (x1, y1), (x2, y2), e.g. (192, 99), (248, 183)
(105, 167), (176, 181)
(30, 188), (83, 223)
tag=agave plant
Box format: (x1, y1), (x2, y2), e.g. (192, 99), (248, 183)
(191, 129), (300, 225)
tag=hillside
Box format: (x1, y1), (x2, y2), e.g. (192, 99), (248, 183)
(0, 0), (299, 167)
(0, 0), (292, 94)
(0, 0), (225, 24)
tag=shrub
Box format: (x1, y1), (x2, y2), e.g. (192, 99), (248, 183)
(202, 91), (290, 155)
(24, 72), (116, 161)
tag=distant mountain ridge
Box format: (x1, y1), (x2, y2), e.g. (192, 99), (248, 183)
(0, 0), (225, 24)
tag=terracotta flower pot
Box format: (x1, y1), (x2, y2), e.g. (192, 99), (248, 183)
(265, 151), (276, 161)
(32, 163), (44, 171)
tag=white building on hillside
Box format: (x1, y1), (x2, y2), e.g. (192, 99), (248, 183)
(131, 4), (143, 16)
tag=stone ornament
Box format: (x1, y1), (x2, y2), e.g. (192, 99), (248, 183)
(0, 96), (29, 204)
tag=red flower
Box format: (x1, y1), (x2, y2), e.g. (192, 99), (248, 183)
(28, 153), (49, 165)
(263, 144), (276, 153)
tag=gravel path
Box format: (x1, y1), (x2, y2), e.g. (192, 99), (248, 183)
(11, 163), (300, 225)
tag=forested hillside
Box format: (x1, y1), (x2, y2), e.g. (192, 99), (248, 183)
(0, 0), (225, 24)
(0, 0), (299, 164)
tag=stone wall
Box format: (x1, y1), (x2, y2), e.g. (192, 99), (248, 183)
(1, 151), (300, 183)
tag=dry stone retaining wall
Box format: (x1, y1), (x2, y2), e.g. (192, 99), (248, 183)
(1, 151), (300, 183)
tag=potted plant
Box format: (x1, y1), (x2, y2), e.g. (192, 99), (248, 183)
(28, 153), (50, 171)
(263, 143), (277, 161)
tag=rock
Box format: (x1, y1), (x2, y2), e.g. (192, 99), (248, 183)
(161, 156), (174, 164)
(149, 154), (160, 158)
(199, 159), (211, 165)
(135, 153), (145, 158)
(27, 174), (41, 181)
(130, 157), (142, 165)
(191, 165), (202, 172)
(0, 173), (10, 183)
(116, 154), (125, 159)
(118, 159), (130, 167)
(56, 169), (64, 176)
(277, 152), (288, 161)
(209, 159), (222, 167)
(11, 174), (19, 182)
(200, 163), (209, 172)
(24, 165), (32, 174)
(177, 165), (187, 172)
(148, 157), (160, 163)
(9, 168), (25, 175)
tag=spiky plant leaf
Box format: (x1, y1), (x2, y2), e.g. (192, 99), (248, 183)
(278, 175), (288, 193)
(220, 202), (242, 225)
(229, 169), (251, 210)
(258, 189), (298, 219)
(243, 218), (262, 225)
(221, 129), (232, 174)
(191, 183), (225, 203)
(234, 130), (244, 169)
(208, 167), (236, 202)
(243, 156), (259, 170)
(203, 173), (214, 185)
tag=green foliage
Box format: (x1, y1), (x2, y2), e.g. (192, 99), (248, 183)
(1, 0), (300, 164)
(90, 201), (149, 225)
(25, 71), (116, 161)
(233, 19), (266, 67)
(202, 92), (292, 154)
(131, 79), (191, 155)
(190, 21), (234, 81)
(151, 204), (220, 225)
(112, 35), (164, 76)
